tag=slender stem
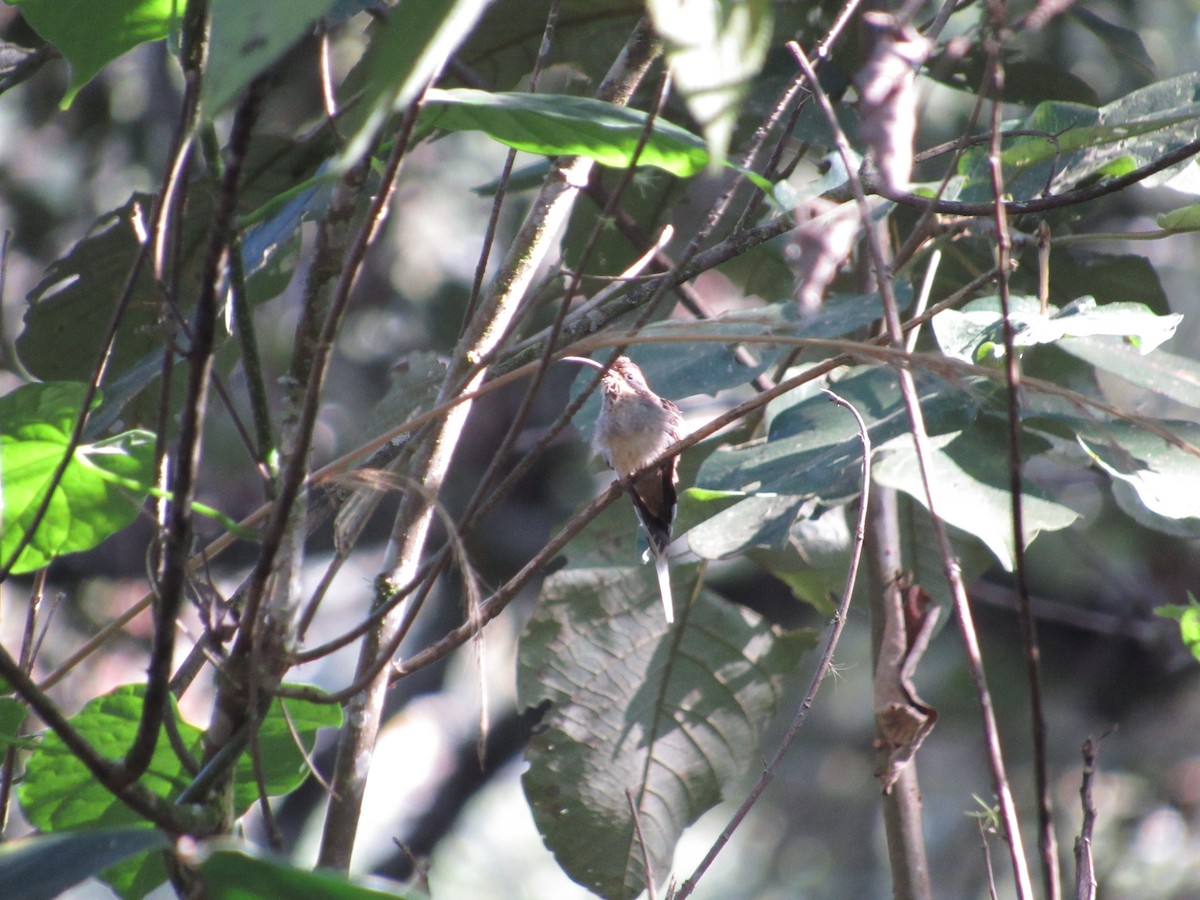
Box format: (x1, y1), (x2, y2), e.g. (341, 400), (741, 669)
(1074, 737), (1099, 900)
(788, 38), (1035, 900)
(677, 390), (872, 898)
(123, 0), (222, 785)
(984, 5), (1059, 895)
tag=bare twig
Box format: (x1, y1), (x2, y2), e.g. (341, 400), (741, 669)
(676, 389), (872, 898)
(787, 38), (1035, 899)
(983, 4), (1059, 895)
(1074, 737), (1099, 900)
(627, 788), (658, 900)
(124, 0), (227, 786)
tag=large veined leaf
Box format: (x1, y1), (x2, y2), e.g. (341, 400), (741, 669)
(520, 506), (812, 897)
(0, 382), (154, 575)
(1058, 338), (1200, 411)
(16, 196), (160, 384)
(420, 89), (711, 177)
(873, 418), (1080, 570)
(689, 494), (847, 614)
(11, 0), (181, 107)
(646, 0), (773, 167)
(696, 366), (981, 503)
(636, 281), (914, 345)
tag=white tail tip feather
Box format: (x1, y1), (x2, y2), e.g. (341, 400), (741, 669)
(654, 553), (674, 624)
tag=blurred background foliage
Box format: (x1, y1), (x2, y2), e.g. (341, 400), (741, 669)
(2, 1), (1200, 898)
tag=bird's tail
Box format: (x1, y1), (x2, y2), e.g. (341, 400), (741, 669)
(654, 551), (674, 624)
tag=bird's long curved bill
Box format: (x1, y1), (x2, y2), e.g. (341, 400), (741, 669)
(559, 355), (605, 370)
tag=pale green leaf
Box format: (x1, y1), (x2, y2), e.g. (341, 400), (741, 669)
(1060, 337), (1200, 410)
(646, 0), (773, 167)
(873, 420), (1079, 570)
(697, 366), (979, 503)
(1157, 204), (1200, 232)
(1077, 420), (1200, 526)
(933, 295), (1181, 363)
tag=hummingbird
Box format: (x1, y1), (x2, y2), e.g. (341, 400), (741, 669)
(561, 355), (683, 623)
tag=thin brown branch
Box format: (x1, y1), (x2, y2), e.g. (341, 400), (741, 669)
(984, 4), (1059, 895)
(1074, 737), (1099, 900)
(872, 138), (1200, 217)
(125, 59), (261, 785)
(676, 389), (872, 899)
(787, 37), (1035, 899)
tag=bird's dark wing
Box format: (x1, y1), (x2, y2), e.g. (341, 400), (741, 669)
(629, 458), (678, 555)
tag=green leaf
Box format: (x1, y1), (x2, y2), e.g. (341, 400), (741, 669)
(696, 366), (980, 502)
(11, 0), (181, 107)
(926, 46), (1098, 106)
(203, 0), (337, 114)
(231, 692), (343, 813)
(420, 89), (711, 178)
(17, 683), (339, 898)
(198, 846), (415, 899)
(687, 492), (810, 559)
(338, 0), (491, 168)
(0, 383), (155, 575)
(1076, 420), (1200, 530)
(745, 504), (852, 616)
(646, 0), (773, 167)
(933, 295), (1181, 363)
(1158, 594), (1200, 663)
(0, 698), (24, 749)
(16, 196), (161, 385)
(521, 503), (813, 897)
(638, 281), (913, 343)
(1044, 248), (1169, 312)
(0, 829), (170, 900)
(956, 71), (1200, 201)
(1157, 204), (1200, 232)
(873, 420), (1080, 570)
(19, 685), (197, 833)
(1059, 338), (1200, 410)
(18, 684), (195, 897)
